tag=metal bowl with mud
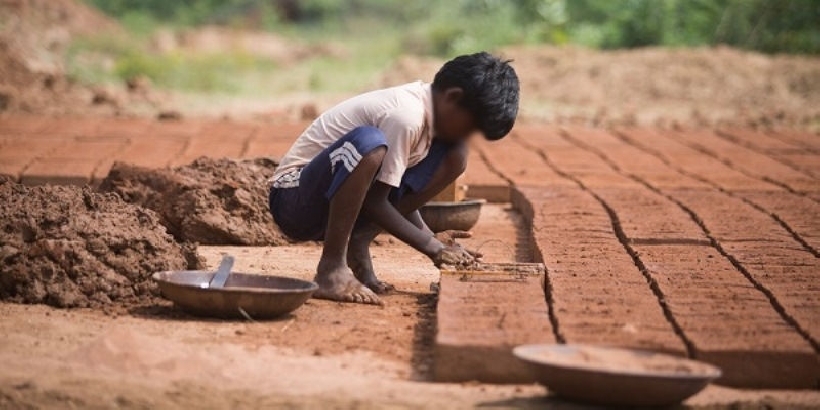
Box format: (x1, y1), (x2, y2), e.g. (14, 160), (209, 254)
(514, 344), (722, 407)
(153, 256), (318, 319)
(419, 198), (486, 233)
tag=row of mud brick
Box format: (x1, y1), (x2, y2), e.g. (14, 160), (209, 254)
(0, 116), (308, 185)
(1, 116), (818, 388)
(437, 126), (820, 388)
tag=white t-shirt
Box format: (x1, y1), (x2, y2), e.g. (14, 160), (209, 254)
(270, 81), (434, 188)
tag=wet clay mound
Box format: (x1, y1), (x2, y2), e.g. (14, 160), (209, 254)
(0, 178), (200, 308)
(99, 157), (288, 246)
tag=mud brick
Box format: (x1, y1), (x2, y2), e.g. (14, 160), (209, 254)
(91, 161), (116, 184)
(111, 137), (187, 169)
(670, 189), (820, 347)
(521, 129), (708, 243)
(595, 187), (708, 244)
(513, 124), (575, 151)
(669, 129), (818, 193)
(195, 120), (259, 138)
(23, 137), (130, 185)
(243, 129), (299, 158)
(0, 115), (48, 134)
(514, 133), (628, 187)
(636, 245), (819, 388)
(38, 118), (100, 137)
(671, 189), (794, 242)
(434, 269), (554, 383)
(21, 157), (99, 185)
(769, 130), (820, 152)
(564, 127), (711, 190)
(474, 137), (570, 188)
(619, 128), (774, 192)
(738, 190), (820, 253)
(722, 240), (820, 346)
(719, 128), (806, 154)
(53, 137), (129, 160)
(518, 186), (686, 354)
(463, 149), (509, 202)
(172, 134), (251, 166)
(512, 124), (564, 142)
(773, 152), (820, 179)
(94, 118), (153, 139)
(0, 156), (32, 180)
(243, 136), (296, 159)
(148, 120), (204, 138)
(178, 120), (259, 151)
(242, 123), (309, 159)
(254, 122), (310, 141)
(1, 135), (66, 158)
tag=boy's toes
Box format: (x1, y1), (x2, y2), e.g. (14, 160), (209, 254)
(356, 286), (383, 305)
(313, 281), (382, 305)
(365, 280), (395, 294)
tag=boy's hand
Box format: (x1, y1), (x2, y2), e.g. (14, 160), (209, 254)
(433, 230), (484, 262)
(433, 244), (477, 268)
(434, 230), (472, 245)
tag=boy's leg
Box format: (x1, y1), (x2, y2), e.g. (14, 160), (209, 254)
(270, 126), (388, 305)
(348, 143), (467, 293)
(315, 146), (387, 305)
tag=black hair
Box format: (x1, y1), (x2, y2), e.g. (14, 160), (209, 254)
(432, 52), (520, 140)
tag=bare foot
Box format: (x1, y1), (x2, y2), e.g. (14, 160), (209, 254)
(347, 236), (395, 294)
(313, 264), (382, 305)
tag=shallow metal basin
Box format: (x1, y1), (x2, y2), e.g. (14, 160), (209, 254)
(514, 344), (721, 407)
(152, 270), (318, 319)
(420, 198), (486, 232)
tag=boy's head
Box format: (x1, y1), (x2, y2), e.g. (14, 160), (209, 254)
(431, 52), (519, 143)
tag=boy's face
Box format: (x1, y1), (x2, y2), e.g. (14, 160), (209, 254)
(434, 88), (478, 143)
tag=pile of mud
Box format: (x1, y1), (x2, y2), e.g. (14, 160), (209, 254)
(380, 46), (820, 129)
(99, 157), (288, 246)
(0, 178), (201, 308)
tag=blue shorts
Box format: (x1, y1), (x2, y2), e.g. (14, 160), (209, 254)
(269, 126), (452, 241)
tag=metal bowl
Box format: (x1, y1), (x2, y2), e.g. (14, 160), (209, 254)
(419, 198), (486, 233)
(513, 344), (721, 407)
(152, 270), (318, 319)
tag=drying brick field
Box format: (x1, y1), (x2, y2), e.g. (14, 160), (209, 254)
(1, 116), (819, 407)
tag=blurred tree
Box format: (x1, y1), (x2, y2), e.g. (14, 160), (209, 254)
(82, 0), (820, 54)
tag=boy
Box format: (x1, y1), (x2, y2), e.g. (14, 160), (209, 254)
(269, 52), (519, 305)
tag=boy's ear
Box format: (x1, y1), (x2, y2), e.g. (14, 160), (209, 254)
(443, 87), (464, 104)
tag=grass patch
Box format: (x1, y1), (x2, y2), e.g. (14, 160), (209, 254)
(66, 13), (408, 97)
(114, 50), (278, 92)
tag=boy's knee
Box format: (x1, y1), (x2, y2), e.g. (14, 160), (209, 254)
(348, 126), (388, 148)
(363, 146), (387, 164)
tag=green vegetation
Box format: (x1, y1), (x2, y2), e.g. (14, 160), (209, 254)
(68, 36), (279, 92)
(85, 0), (820, 54)
(72, 0), (819, 94)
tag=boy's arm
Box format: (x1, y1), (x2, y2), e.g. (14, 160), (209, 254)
(363, 182), (477, 266)
(406, 210), (433, 234)
(362, 181), (442, 258)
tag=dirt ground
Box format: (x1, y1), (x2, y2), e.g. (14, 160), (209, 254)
(2, 205), (820, 408)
